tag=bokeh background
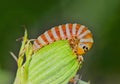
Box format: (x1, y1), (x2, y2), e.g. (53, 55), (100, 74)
(0, 0), (120, 84)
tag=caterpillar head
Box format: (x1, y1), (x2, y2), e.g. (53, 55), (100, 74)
(77, 38), (93, 55)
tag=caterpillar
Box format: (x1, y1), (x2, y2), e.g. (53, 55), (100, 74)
(33, 23), (93, 61)
(33, 23), (93, 84)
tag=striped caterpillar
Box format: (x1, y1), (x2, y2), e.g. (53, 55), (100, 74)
(33, 23), (93, 61)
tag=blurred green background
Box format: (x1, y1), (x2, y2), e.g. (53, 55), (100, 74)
(0, 0), (120, 84)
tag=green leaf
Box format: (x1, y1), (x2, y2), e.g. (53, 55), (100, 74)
(28, 40), (80, 84)
(13, 31), (85, 84)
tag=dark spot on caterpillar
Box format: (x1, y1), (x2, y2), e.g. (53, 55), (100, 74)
(83, 46), (88, 52)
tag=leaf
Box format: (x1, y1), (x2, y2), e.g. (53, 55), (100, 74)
(28, 40), (80, 84)
(13, 31), (84, 84)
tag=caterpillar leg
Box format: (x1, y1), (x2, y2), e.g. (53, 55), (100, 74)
(77, 55), (83, 63)
(69, 74), (79, 84)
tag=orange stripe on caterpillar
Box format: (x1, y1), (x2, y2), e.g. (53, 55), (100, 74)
(33, 23), (93, 56)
